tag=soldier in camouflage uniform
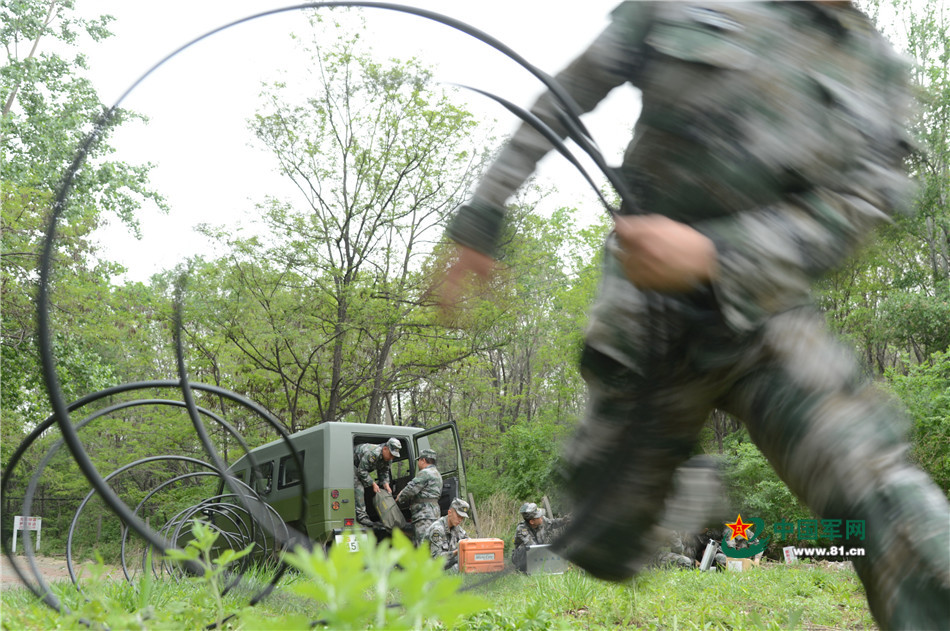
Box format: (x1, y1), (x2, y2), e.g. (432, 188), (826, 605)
(511, 502), (570, 572)
(651, 529), (698, 569)
(396, 448), (443, 545)
(439, 2), (950, 628)
(353, 437), (400, 526)
(424, 497), (470, 571)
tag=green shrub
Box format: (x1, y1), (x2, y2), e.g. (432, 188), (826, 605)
(887, 350), (950, 494)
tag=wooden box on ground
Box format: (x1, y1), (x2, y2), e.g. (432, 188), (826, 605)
(725, 557), (761, 572)
(458, 538), (505, 573)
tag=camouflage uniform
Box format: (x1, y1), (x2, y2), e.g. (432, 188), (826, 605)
(424, 514), (469, 571)
(353, 444), (392, 526)
(651, 530), (697, 570)
(446, 3), (950, 628)
(397, 464), (443, 545)
(511, 515), (570, 572)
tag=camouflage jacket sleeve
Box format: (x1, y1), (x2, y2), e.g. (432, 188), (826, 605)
(454, 525), (469, 547)
(449, 2), (916, 338)
(376, 459), (391, 487)
(427, 521), (452, 561)
(513, 522), (535, 551)
(695, 75), (912, 329)
(547, 516), (570, 539)
(354, 446), (375, 488)
(397, 467), (440, 505)
(397, 470), (424, 504)
(696, 164), (914, 333)
(446, 3), (653, 256)
(628, 2), (914, 332)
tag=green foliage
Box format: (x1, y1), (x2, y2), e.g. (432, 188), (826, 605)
(491, 421), (569, 501)
(455, 564), (873, 630)
(721, 436), (812, 545)
(2, 0), (165, 475)
(247, 528), (488, 630)
(428, 205), (607, 497)
(1, 524), (487, 629)
(887, 351), (950, 492)
(178, 20), (485, 430)
(164, 520), (255, 628)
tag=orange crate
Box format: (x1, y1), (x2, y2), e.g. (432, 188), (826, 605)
(458, 538), (505, 573)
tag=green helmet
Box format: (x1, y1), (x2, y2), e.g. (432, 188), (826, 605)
(520, 502), (543, 520)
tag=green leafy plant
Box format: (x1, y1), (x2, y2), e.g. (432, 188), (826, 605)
(163, 520), (255, 628)
(261, 528), (488, 630)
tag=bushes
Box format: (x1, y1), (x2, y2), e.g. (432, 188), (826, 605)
(887, 350), (950, 494)
(496, 421), (569, 501)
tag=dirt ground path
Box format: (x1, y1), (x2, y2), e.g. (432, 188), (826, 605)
(0, 554), (122, 591)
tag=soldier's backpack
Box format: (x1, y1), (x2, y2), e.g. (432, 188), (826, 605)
(373, 489), (407, 530)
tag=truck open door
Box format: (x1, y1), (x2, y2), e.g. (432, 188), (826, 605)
(412, 422), (466, 516)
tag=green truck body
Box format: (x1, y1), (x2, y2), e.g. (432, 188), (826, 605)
(222, 422), (466, 546)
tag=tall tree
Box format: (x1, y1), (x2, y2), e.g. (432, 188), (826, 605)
(403, 203), (609, 497)
(193, 21), (485, 427)
(1, 0), (163, 470)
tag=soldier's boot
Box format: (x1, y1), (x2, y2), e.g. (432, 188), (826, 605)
(355, 506), (373, 527)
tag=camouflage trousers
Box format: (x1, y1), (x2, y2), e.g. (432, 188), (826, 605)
(353, 473), (372, 526)
(652, 551), (695, 570)
(409, 501), (440, 546)
(554, 304), (950, 630)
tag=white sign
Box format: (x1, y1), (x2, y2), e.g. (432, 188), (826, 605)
(11, 516), (42, 553)
(783, 546), (798, 564)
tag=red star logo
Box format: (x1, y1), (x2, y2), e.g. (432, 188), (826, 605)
(726, 514), (753, 541)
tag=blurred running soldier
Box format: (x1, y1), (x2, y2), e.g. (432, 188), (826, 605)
(438, 2), (950, 627)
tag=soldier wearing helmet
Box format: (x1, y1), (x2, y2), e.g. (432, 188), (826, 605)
(352, 437), (400, 526)
(424, 497), (470, 571)
(511, 502), (570, 573)
(396, 448), (443, 545)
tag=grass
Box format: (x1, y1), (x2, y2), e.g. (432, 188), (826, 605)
(2, 499), (875, 629)
(1, 557), (876, 630)
(460, 563), (876, 630)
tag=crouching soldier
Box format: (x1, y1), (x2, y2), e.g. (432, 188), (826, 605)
(396, 448), (442, 545)
(651, 529), (699, 569)
(424, 497), (470, 572)
(511, 502), (570, 573)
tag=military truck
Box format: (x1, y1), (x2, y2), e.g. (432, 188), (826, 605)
(220, 422), (466, 547)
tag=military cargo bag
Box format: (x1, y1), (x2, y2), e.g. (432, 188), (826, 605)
(373, 489), (407, 529)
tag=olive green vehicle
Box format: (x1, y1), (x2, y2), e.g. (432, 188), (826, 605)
(219, 422), (466, 548)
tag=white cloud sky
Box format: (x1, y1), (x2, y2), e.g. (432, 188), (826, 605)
(76, 1), (641, 281)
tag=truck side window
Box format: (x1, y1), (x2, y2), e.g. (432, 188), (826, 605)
(253, 461), (273, 495)
(278, 452), (305, 490)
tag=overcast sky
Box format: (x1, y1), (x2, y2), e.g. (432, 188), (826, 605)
(75, 1), (641, 282)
